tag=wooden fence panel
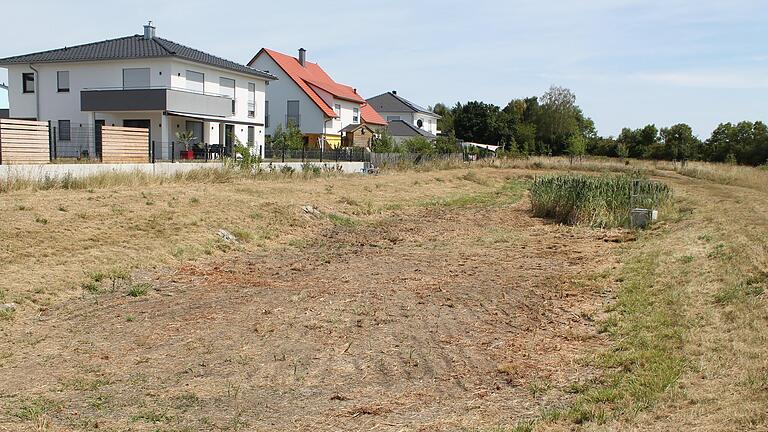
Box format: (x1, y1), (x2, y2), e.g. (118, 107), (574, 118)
(101, 126), (149, 163)
(0, 119), (50, 164)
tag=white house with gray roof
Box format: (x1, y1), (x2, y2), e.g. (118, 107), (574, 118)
(366, 91), (441, 136)
(0, 23), (276, 160)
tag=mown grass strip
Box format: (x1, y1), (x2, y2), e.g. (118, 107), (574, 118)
(513, 246), (687, 430)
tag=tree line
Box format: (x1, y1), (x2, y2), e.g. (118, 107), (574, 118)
(431, 86), (768, 166)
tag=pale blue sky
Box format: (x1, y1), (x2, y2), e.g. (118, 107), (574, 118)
(1, 0), (766, 137)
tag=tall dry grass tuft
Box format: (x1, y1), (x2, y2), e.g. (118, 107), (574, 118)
(664, 161), (768, 193)
(0, 164), (346, 194)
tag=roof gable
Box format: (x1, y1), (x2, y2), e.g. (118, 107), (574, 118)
(367, 92), (441, 118)
(0, 35), (276, 80)
(361, 103), (386, 126)
(387, 120), (436, 138)
(250, 48), (365, 118)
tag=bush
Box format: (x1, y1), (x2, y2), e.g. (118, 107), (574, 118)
(400, 136), (434, 155)
(529, 173), (671, 228)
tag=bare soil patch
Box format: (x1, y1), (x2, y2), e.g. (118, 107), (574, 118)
(0, 172), (620, 431)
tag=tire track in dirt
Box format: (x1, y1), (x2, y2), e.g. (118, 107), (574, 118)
(1, 198), (623, 431)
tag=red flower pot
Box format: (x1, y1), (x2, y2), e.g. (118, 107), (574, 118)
(180, 150), (194, 160)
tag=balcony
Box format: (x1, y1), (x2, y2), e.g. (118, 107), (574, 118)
(81, 87), (233, 117)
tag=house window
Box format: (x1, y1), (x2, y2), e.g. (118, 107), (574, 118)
(287, 100), (300, 126)
(22, 73), (34, 93)
(334, 104), (341, 116)
(265, 101), (270, 128)
(247, 82), (256, 118)
(123, 68), (150, 89)
(247, 126), (255, 146)
(219, 77), (236, 115)
(58, 120), (71, 141)
(57, 71), (70, 93)
(186, 70), (204, 93)
(386, 115), (400, 122)
(353, 107), (359, 123)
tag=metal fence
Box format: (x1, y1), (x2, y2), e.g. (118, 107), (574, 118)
(264, 146), (369, 163)
(51, 125), (95, 159)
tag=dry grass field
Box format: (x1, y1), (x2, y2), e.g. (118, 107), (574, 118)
(0, 159), (765, 431)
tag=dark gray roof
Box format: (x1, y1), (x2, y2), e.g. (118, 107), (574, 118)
(340, 123), (373, 134)
(387, 120), (436, 138)
(366, 92), (441, 118)
(0, 35), (276, 80)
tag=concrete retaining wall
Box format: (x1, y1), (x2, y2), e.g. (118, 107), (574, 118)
(0, 161), (368, 180)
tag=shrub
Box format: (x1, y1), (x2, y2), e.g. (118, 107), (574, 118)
(400, 136), (434, 155)
(529, 173), (671, 228)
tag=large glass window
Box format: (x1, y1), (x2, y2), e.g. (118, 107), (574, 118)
(57, 71), (69, 92)
(22, 73), (34, 93)
(219, 77), (236, 115)
(186, 70), (204, 93)
(247, 82), (256, 118)
(287, 100), (300, 126)
(122, 68), (150, 89)
(334, 104), (341, 116)
(247, 126), (255, 146)
(185, 121), (203, 145)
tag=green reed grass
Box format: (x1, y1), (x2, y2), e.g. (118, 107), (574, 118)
(529, 173), (671, 228)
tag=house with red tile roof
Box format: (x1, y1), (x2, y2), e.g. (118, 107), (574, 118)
(248, 48), (386, 149)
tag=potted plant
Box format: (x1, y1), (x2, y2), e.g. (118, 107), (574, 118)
(175, 130), (197, 160)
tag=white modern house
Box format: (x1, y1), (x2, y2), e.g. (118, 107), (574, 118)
(0, 24), (276, 159)
(366, 91), (441, 136)
(248, 48), (386, 149)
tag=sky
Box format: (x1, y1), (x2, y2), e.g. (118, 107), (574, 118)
(0, 0), (766, 137)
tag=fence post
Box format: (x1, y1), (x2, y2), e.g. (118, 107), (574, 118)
(171, 142), (175, 163)
(335, 148), (339, 163)
(205, 143), (209, 162)
(348, 148), (352, 162)
(282, 145), (285, 163)
(301, 143), (305, 162)
(0, 120), (3, 165)
(320, 146), (323, 162)
(47, 121), (53, 161)
(151, 141), (155, 163)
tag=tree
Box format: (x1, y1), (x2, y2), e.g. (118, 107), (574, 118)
(704, 121), (768, 165)
(371, 127), (395, 153)
(432, 102), (454, 135)
(658, 123), (700, 160)
(536, 86), (580, 154)
(271, 120), (303, 151)
(453, 101), (504, 145)
(566, 134), (587, 164)
(400, 136), (434, 155)
(434, 132), (460, 154)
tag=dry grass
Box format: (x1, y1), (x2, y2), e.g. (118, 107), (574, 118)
(650, 159), (768, 193)
(0, 159), (765, 431)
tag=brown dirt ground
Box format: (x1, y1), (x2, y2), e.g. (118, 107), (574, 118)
(0, 169), (624, 431)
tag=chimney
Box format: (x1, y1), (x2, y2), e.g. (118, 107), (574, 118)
(298, 48), (306, 67)
(392, 90), (397, 95)
(143, 21), (156, 40)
